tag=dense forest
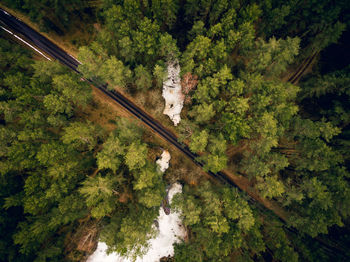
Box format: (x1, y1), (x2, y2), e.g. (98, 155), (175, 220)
(1, 0), (350, 261)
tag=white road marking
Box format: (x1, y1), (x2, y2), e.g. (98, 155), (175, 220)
(69, 53), (82, 64)
(1, 10), (10, 16)
(0, 25), (51, 60)
(0, 25), (12, 34)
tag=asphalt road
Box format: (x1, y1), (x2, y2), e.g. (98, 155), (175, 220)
(1, 8), (348, 257)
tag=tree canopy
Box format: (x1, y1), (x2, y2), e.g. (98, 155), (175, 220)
(1, 0), (350, 260)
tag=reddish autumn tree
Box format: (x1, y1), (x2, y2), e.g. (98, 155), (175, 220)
(181, 72), (198, 104)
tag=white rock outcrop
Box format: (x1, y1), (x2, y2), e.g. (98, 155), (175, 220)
(162, 60), (184, 126)
(87, 184), (185, 262)
(156, 150), (171, 173)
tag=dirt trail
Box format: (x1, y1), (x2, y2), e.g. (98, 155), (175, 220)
(284, 52), (319, 84)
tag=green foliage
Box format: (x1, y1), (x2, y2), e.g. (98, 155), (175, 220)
(173, 182), (257, 261)
(199, 153), (228, 174)
(115, 117), (143, 142)
(78, 44), (132, 90)
(181, 35), (212, 77)
(99, 0), (180, 72)
(79, 174), (118, 218)
(133, 163), (160, 191)
(43, 93), (73, 115)
(263, 223), (299, 262)
(137, 182), (164, 208)
(256, 175), (285, 199)
(101, 206), (158, 259)
(0, 40), (95, 260)
(177, 0), (350, 247)
(77, 43), (106, 79)
(0, 38), (166, 261)
(189, 103), (216, 123)
(0, 43), (165, 260)
(62, 121), (103, 151)
(247, 37), (300, 77)
(257, 0), (349, 55)
(134, 65), (152, 90)
(132, 17), (161, 57)
(153, 63), (167, 88)
(96, 134), (124, 173)
(52, 74), (92, 106)
(188, 21), (205, 40)
(301, 67), (350, 99)
(2, 0), (350, 260)
(125, 142), (148, 170)
(150, 0), (179, 30)
(87, 119), (166, 254)
(101, 56), (132, 89)
(189, 129), (209, 153)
